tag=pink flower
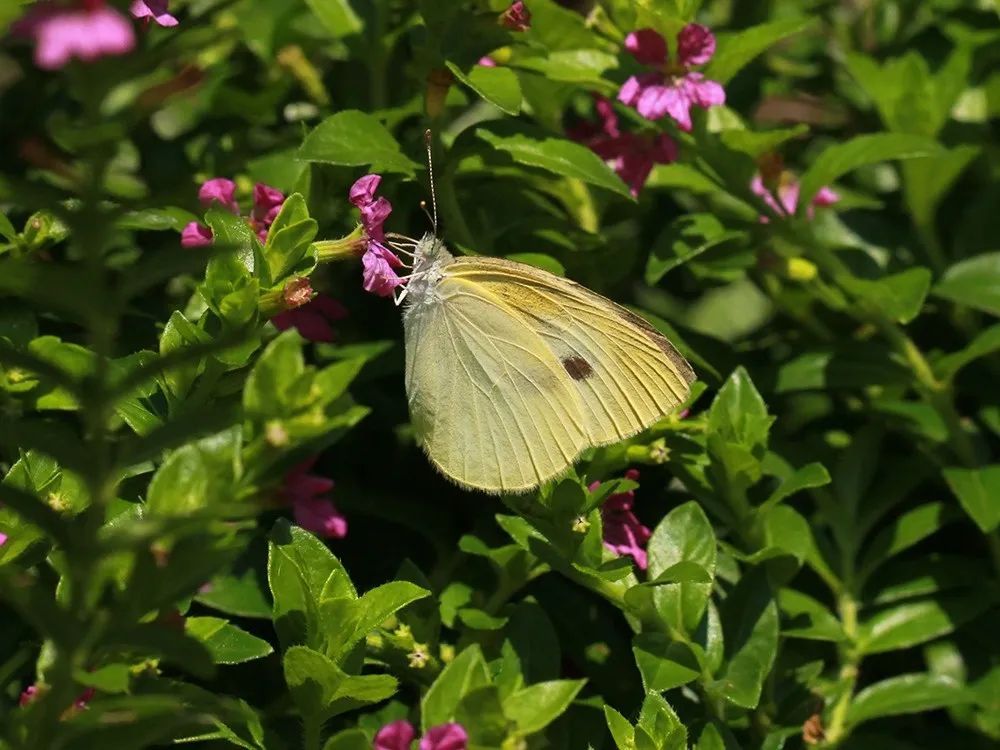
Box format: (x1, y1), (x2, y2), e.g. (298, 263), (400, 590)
(618, 25), (725, 131)
(375, 720), (417, 750)
(420, 723), (468, 750)
(500, 1), (531, 31)
(180, 221), (213, 248)
(569, 96), (676, 197)
(130, 0), (177, 27)
(19, 685), (37, 707)
(750, 174), (839, 221)
(477, 55), (497, 67)
(591, 469), (651, 570)
(272, 294), (347, 343)
(0, 532), (7, 546)
(281, 458), (347, 539)
(198, 178), (240, 214)
(374, 721), (468, 750)
(182, 178), (285, 246)
(349, 174), (404, 297)
(13, 1), (136, 71)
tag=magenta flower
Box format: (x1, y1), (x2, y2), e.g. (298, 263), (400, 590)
(750, 174), (839, 222)
(349, 174), (404, 297)
(500, 1), (531, 31)
(0, 532), (7, 547)
(198, 178), (240, 214)
(569, 95), (676, 197)
(180, 221), (213, 248)
(591, 469), (651, 570)
(477, 55), (497, 67)
(281, 458), (347, 540)
(374, 721), (468, 750)
(130, 0), (177, 27)
(272, 293), (347, 343)
(181, 178), (285, 246)
(12, 1), (136, 71)
(420, 723), (468, 750)
(19, 685), (37, 707)
(374, 720), (417, 750)
(618, 25), (725, 131)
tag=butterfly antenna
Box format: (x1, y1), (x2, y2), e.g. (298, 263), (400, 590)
(423, 129), (439, 235)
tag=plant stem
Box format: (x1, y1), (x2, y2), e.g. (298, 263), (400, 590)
(823, 594), (861, 747)
(304, 717), (323, 750)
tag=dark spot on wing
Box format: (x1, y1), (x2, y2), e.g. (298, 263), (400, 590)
(562, 355), (593, 381)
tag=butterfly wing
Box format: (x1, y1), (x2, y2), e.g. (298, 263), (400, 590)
(404, 277), (589, 493)
(445, 256), (695, 448)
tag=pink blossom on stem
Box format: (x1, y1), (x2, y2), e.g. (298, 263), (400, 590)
(252, 183), (286, 233)
(13, 1), (136, 71)
(19, 685), (37, 707)
(750, 174), (839, 222)
(349, 174), (404, 297)
(130, 0), (177, 27)
(420, 723), (468, 750)
(591, 469), (651, 570)
(198, 178), (240, 214)
(569, 95), (676, 197)
(618, 24), (725, 131)
(281, 458), (347, 539)
(272, 294), (347, 343)
(499, 1), (531, 31)
(0, 532), (7, 546)
(180, 221), (213, 248)
(374, 720), (417, 750)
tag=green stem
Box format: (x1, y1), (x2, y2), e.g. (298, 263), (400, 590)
(823, 594), (861, 747)
(303, 716), (323, 750)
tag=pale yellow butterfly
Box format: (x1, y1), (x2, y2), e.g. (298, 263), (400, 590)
(398, 233), (695, 494)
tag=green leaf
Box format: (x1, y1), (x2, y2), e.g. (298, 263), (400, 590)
(935, 323), (1000, 379)
(859, 502), (953, 577)
(645, 213), (745, 285)
(0, 212), (16, 242)
(719, 125), (809, 158)
(298, 110), (420, 176)
(933, 252), (1000, 317)
(159, 311), (210, 400)
(263, 193), (317, 284)
(421, 644), (491, 730)
(268, 520), (356, 650)
(760, 462), (830, 512)
(476, 128), (632, 199)
(75, 663), (132, 693)
(446, 63), (521, 115)
(323, 580), (430, 658)
(632, 634), (702, 692)
(145, 429), (240, 517)
(714, 570), (779, 708)
(604, 705), (635, 750)
(503, 680), (585, 735)
(778, 589), (844, 641)
(842, 267), (933, 324)
(243, 330), (305, 420)
(195, 569), (272, 620)
(637, 693), (687, 750)
(798, 134), (943, 210)
(858, 593), (994, 654)
(303, 0), (362, 39)
(511, 49), (618, 84)
(455, 686), (508, 747)
(707, 18), (816, 84)
(708, 366), (773, 449)
(847, 674), (970, 726)
(645, 501), (716, 633)
(322, 730), (370, 750)
(185, 617), (274, 664)
(695, 723), (727, 750)
(942, 465), (1000, 533)
(283, 646), (397, 722)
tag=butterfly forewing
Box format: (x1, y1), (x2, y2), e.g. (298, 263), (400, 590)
(446, 257), (695, 448)
(404, 276), (589, 493)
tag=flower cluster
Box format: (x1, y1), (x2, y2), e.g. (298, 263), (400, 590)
(593, 469), (652, 570)
(374, 720), (468, 750)
(12, 0), (176, 71)
(499, 1), (531, 31)
(618, 25), (725, 132)
(569, 95), (676, 197)
(750, 173), (840, 222)
(181, 178), (285, 247)
(279, 458), (347, 540)
(349, 175), (406, 297)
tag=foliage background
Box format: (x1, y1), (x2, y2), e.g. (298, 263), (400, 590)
(0, 0), (999, 749)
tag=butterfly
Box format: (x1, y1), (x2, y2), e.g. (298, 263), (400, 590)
(397, 232), (695, 494)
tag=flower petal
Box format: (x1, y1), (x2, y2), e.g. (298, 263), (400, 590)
(624, 28), (667, 66)
(374, 720), (417, 750)
(130, 0), (178, 27)
(684, 73), (726, 108)
(252, 183), (285, 225)
(198, 178), (239, 213)
(362, 248), (404, 297)
(349, 174), (382, 208)
(420, 723), (469, 750)
(677, 23), (716, 67)
(180, 221), (213, 248)
(293, 497), (348, 539)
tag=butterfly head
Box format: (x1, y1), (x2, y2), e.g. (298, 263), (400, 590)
(384, 232), (453, 308)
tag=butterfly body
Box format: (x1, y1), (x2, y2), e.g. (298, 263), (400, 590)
(403, 233), (694, 494)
